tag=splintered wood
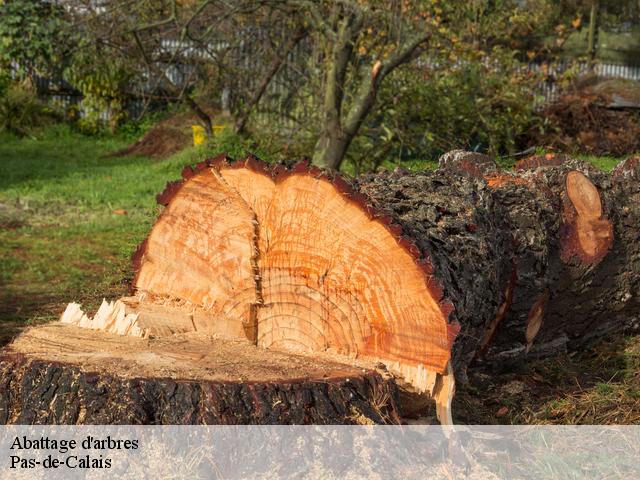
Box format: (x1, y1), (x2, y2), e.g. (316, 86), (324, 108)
(53, 152), (637, 425)
(60, 297), (226, 338)
(61, 158), (455, 397)
(133, 170), (258, 336)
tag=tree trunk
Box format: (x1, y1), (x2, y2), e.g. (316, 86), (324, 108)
(184, 94), (213, 135)
(0, 324), (400, 425)
(311, 130), (352, 170)
(437, 152), (636, 365)
(477, 157), (618, 362)
(588, 0), (599, 64)
(2, 153), (637, 424)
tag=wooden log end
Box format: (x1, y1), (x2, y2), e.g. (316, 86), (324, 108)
(560, 171), (614, 265)
(125, 155), (459, 403)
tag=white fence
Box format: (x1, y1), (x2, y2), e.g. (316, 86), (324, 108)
(15, 58), (640, 124)
(528, 60), (640, 103)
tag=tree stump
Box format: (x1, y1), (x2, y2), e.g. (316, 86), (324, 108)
(0, 324), (400, 424)
(2, 153), (637, 425)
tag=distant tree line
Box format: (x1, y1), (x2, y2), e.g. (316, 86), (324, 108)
(1, 0), (638, 170)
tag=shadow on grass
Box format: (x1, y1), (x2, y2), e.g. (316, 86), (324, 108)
(0, 277), (132, 348)
(0, 289), (63, 347)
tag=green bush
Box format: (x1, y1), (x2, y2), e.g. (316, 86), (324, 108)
(0, 81), (58, 136)
(0, 69), (10, 98)
(206, 127), (275, 162)
(345, 49), (544, 173)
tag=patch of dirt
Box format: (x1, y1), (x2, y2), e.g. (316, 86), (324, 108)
(0, 203), (27, 230)
(592, 78), (640, 106)
(530, 89), (640, 156)
(110, 126), (191, 160)
(109, 108), (220, 160)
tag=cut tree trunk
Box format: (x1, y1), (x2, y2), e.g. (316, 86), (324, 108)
(130, 156), (480, 396)
(311, 130), (352, 171)
(0, 324), (400, 424)
(478, 155), (631, 364)
(2, 152), (637, 425)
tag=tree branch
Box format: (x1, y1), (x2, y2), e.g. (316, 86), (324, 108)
(321, 10), (362, 135)
(343, 32), (430, 137)
(132, 30), (213, 133)
(235, 27), (308, 133)
(132, 0), (178, 32)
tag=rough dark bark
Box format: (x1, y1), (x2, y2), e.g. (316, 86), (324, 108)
(474, 158), (632, 363)
(603, 157), (640, 331)
(0, 354), (400, 425)
(514, 153), (572, 171)
(409, 151), (635, 367)
(3, 152), (637, 425)
(477, 171), (557, 359)
(438, 150), (499, 178)
(355, 169), (513, 377)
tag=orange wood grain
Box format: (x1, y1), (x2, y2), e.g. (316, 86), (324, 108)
(128, 157), (454, 383)
(133, 168), (257, 336)
(219, 162), (451, 374)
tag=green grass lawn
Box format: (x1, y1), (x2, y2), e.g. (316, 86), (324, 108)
(0, 125), (636, 424)
(0, 125), (212, 343)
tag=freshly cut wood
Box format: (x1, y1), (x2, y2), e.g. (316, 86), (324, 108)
(0, 324), (400, 424)
(5, 152), (638, 425)
(60, 297), (225, 338)
(132, 160), (259, 340)
(561, 170), (613, 264)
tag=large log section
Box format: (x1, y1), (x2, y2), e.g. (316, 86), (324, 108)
(480, 155), (637, 362)
(1, 153), (637, 425)
(1, 324), (400, 425)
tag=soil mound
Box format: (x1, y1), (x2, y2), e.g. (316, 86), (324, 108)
(112, 125), (191, 159)
(110, 109), (219, 159)
(530, 86), (640, 157)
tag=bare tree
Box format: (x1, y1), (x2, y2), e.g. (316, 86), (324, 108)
(63, 0), (293, 133)
(300, 1), (431, 169)
(61, 1), (432, 169)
